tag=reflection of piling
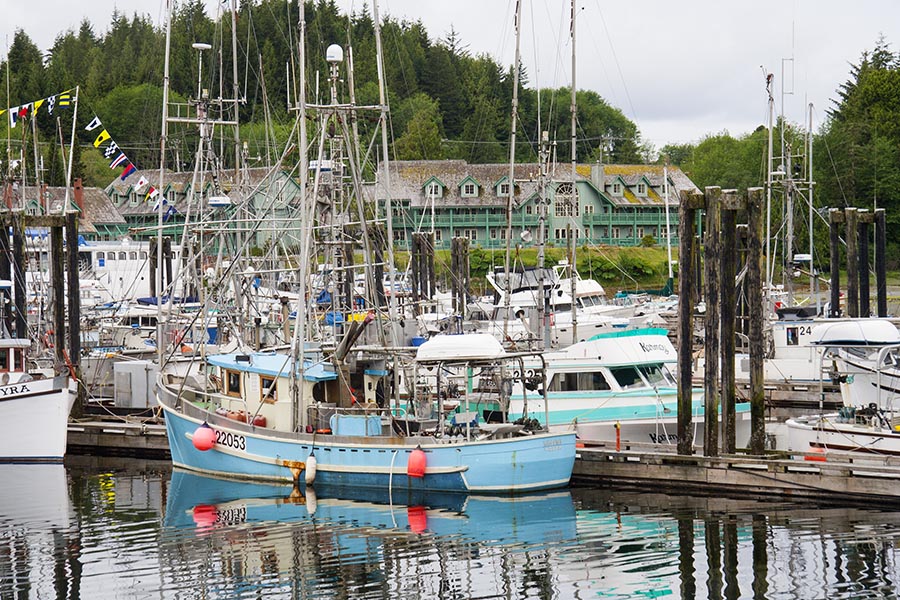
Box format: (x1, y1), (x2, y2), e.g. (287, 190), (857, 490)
(677, 514), (696, 597)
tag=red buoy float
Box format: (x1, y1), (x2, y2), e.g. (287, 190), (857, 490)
(193, 423), (216, 451)
(407, 505), (427, 534)
(192, 504), (218, 529)
(407, 446), (426, 478)
(252, 414), (267, 428)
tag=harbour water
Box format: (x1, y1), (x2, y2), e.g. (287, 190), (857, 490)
(2, 458), (900, 599)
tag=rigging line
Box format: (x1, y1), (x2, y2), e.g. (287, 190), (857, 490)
(591, 1), (637, 123)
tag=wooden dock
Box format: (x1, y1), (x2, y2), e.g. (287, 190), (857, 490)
(573, 443), (900, 504)
(67, 419), (170, 458)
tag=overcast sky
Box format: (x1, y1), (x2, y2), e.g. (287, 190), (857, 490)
(3, 0), (898, 149)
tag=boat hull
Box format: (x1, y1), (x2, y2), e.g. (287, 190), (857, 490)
(159, 389), (576, 493)
(0, 376), (75, 461)
(785, 414), (900, 455)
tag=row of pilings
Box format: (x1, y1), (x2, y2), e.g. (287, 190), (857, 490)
(677, 187), (888, 457)
(0, 211), (84, 415)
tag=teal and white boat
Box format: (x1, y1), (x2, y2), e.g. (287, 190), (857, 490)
(504, 328), (752, 447)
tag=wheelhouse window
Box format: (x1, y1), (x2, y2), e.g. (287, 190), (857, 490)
(0, 348), (8, 372)
(548, 371), (611, 392)
(225, 370), (241, 396)
(261, 376), (277, 403)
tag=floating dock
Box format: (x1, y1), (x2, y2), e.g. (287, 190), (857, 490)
(573, 443), (900, 504)
(68, 419), (169, 458)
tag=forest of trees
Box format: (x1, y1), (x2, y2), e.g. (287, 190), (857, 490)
(2, 1), (899, 260)
(0, 0), (645, 189)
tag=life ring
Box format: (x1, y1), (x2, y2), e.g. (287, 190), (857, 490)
(43, 330), (54, 348)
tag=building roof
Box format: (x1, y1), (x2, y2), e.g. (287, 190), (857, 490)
(377, 160), (699, 209)
(105, 167), (300, 216)
(18, 182), (126, 233)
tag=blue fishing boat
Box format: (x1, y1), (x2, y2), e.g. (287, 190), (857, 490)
(157, 336), (576, 492)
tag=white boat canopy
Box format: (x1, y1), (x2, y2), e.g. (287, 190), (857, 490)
(810, 319), (900, 346)
(415, 334), (506, 363)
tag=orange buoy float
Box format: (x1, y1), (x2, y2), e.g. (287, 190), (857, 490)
(407, 446), (426, 478)
(193, 423), (216, 451)
(407, 505), (427, 534)
(804, 446), (827, 462)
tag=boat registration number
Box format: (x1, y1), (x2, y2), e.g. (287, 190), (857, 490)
(215, 505), (247, 525)
(215, 430), (246, 451)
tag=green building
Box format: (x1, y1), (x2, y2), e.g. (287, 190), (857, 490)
(104, 167), (304, 249)
(375, 160), (698, 250)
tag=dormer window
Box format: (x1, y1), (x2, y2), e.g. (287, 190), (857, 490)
(499, 183), (510, 197)
(422, 177), (446, 200)
(612, 183), (622, 195)
(464, 183), (475, 196)
(637, 183), (646, 195)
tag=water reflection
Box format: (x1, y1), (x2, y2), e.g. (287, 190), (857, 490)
(161, 469), (577, 598)
(2, 460), (900, 598)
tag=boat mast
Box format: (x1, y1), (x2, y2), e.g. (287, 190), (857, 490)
(568, 0), (578, 343)
(156, 0), (173, 365)
(502, 0), (523, 342)
(808, 102), (818, 313)
(290, 0), (312, 430)
(372, 0), (400, 347)
(765, 72), (774, 293)
(664, 157), (673, 282)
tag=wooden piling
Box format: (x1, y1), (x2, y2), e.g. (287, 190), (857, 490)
(65, 212), (83, 416)
(677, 190), (702, 455)
(829, 209), (843, 318)
(0, 214), (10, 334)
(858, 210), (871, 317)
(450, 237), (470, 320)
(50, 225), (66, 370)
(703, 186), (721, 456)
(720, 190), (742, 453)
(11, 216), (25, 339)
(875, 208), (887, 318)
(845, 208), (859, 318)
(747, 188), (766, 454)
(149, 238), (157, 298)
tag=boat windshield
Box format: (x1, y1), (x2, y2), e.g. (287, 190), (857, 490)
(609, 366), (644, 390)
(638, 364), (674, 387)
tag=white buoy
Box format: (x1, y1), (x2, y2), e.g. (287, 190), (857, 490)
(305, 453), (317, 485)
(305, 486), (317, 516)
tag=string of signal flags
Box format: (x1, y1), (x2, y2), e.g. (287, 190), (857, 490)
(3, 88), (169, 209)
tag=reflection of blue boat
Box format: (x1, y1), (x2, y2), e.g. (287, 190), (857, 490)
(164, 469), (577, 546)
